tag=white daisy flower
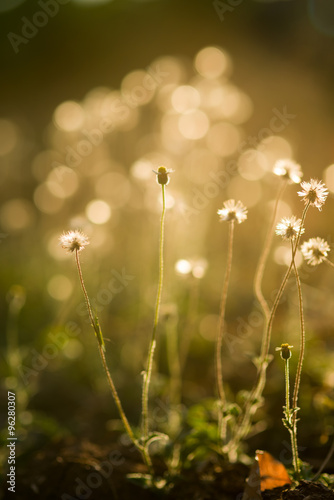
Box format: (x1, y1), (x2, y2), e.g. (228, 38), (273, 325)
(298, 179), (329, 210)
(275, 216), (305, 241)
(59, 230), (90, 253)
(273, 159), (303, 184)
(217, 200), (248, 224)
(300, 237), (330, 266)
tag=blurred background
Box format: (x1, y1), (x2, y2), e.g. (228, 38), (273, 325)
(1, 0), (334, 473)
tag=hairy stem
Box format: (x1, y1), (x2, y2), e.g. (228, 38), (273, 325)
(74, 250), (153, 469)
(284, 357), (290, 416)
(291, 240), (305, 478)
(254, 180), (286, 322)
(141, 184), (166, 441)
(284, 357), (299, 476)
(216, 220), (234, 444)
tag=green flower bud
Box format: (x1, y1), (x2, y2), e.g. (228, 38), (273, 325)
(153, 166), (173, 185)
(275, 343), (293, 360)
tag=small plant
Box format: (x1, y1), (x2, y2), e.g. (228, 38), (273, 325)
(275, 343), (300, 477)
(59, 166), (173, 484)
(140, 165), (172, 466)
(58, 230), (149, 463)
(217, 176), (330, 466)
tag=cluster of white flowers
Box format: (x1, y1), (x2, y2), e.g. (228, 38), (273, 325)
(273, 174), (330, 266)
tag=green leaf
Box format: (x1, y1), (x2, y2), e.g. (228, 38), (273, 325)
(93, 315), (105, 352)
(145, 432), (170, 448)
(126, 473), (153, 488)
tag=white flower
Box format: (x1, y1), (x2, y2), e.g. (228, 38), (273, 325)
(275, 216), (305, 240)
(217, 200), (247, 224)
(273, 159), (303, 184)
(59, 230), (90, 253)
(300, 237), (330, 266)
(298, 179), (329, 210)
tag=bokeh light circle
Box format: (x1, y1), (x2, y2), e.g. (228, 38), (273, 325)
(171, 86), (201, 113)
(195, 46), (232, 79)
(207, 122), (241, 157)
(178, 110), (209, 140)
(324, 164), (334, 193)
(53, 101), (85, 132)
(86, 199), (111, 224)
(47, 275), (73, 301)
(175, 259), (192, 275)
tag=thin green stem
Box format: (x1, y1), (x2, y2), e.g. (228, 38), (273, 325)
(98, 345), (141, 453)
(216, 220), (234, 444)
(75, 249), (96, 330)
(291, 240), (305, 478)
(254, 180), (287, 323)
(260, 201), (309, 362)
(284, 357), (298, 474)
(74, 250), (153, 470)
(281, 352), (299, 478)
(141, 184), (166, 441)
(284, 358), (290, 416)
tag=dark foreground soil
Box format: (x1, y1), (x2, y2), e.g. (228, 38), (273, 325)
(1, 437), (334, 500)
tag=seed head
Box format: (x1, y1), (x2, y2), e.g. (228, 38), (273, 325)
(300, 237), (330, 266)
(275, 216), (305, 241)
(153, 165), (173, 185)
(275, 343), (293, 360)
(273, 159), (303, 184)
(217, 200), (248, 224)
(59, 230), (90, 253)
(298, 179), (328, 210)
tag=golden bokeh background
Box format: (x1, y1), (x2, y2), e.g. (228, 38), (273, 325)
(1, 0), (334, 465)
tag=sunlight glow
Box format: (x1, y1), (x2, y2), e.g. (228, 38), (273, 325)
(207, 122), (241, 157)
(195, 46), (232, 79)
(171, 86), (201, 113)
(175, 259), (192, 275)
(324, 164), (334, 193)
(0, 199), (35, 231)
(86, 199), (111, 224)
(46, 166), (79, 199)
(53, 101), (85, 132)
(47, 275), (73, 301)
(178, 110), (209, 140)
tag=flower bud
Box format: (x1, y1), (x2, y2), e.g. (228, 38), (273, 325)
(153, 166), (173, 185)
(276, 343), (293, 360)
